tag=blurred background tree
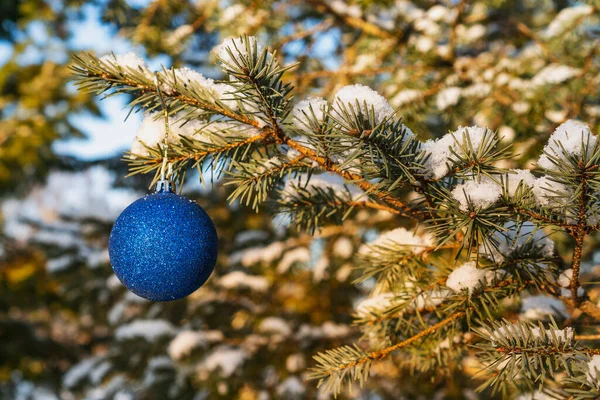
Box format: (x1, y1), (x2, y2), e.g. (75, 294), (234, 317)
(1, 0), (599, 399)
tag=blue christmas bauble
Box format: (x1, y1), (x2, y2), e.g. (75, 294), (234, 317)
(108, 190), (218, 301)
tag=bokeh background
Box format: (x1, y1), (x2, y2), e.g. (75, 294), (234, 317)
(1, 0), (599, 399)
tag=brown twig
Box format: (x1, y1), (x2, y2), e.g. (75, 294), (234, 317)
(283, 136), (426, 219)
(320, 311), (464, 378)
(307, 0), (393, 39)
(274, 18), (335, 50)
(369, 311), (464, 360)
(570, 161), (590, 304)
(575, 334), (600, 341)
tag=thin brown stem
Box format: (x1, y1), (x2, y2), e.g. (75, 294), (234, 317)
(575, 334), (600, 341)
(274, 18), (335, 50)
(144, 131), (273, 166)
(511, 205), (574, 229)
(284, 137), (425, 219)
(88, 59), (426, 220)
(307, 0), (394, 39)
(369, 311), (464, 360)
(570, 162), (589, 303)
(321, 311), (464, 377)
(496, 346), (600, 356)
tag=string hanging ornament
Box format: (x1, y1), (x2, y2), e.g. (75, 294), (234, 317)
(108, 74), (219, 301)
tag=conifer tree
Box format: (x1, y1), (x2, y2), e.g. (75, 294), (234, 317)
(4, 1), (600, 399)
(69, 22), (600, 397)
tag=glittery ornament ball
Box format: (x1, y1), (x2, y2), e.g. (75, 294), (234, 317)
(108, 191), (218, 301)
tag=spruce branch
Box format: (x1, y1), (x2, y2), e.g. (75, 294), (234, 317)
(569, 163), (590, 303)
(308, 311), (464, 396)
(226, 154), (309, 210)
(70, 53), (260, 128)
(127, 130), (274, 187)
(211, 37), (428, 219)
(473, 319), (598, 396)
(283, 135), (427, 219)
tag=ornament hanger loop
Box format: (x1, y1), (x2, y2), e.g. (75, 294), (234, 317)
(154, 72), (174, 193)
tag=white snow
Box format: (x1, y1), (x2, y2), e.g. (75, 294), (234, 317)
(329, 0), (362, 18)
(512, 101), (531, 115)
(286, 353), (306, 372)
(532, 176), (568, 206)
(164, 25), (193, 50)
(131, 116), (259, 157)
(332, 237), (354, 258)
(505, 169), (536, 197)
(84, 375), (126, 400)
(199, 346), (247, 377)
(2, 167), (139, 247)
(545, 109), (568, 124)
(219, 271), (269, 292)
(422, 125), (492, 179)
(47, 256), (73, 273)
(515, 391), (555, 400)
(560, 287), (585, 298)
(520, 295), (568, 320)
(462, 83), (491, 98)
(100, 52), (150, 75)
(130, 113), (191, 156)
(115, 319), (176, 342)
(276, 376), (306, 396)
(163, 67), (212, 90)
(426, 5), (448, 21)
(558, 269), (573, 288)
(414, 289), (451, 310)
(162, 67), (237, 108)
(356, 292), (395, 317)
(414, 36), (435, 53)
(277, 247), (310, 273)
(107, 302), (126, 325)
(63, 357), (99, 388)
(233, 230), (269, 245)
(481, 221), (554, 263)
(220, 4), (245, 24)
(258, 317), (292, 336)
(587, 355), (600, 384)
(436, 87), (462, 110)
(230, 241), (285, 267)
(14, 383), (59, 400)
(332, 84), (394, 125)
(531, 326), (574, 343)
(113, 391), (134, 400)
(532, 64), (580, 87)
(537, 120), (596, 170)
(414, 17), (441, 36)
(390, 89), (422, 107)
(360, 227), (433, 255)
(351, 54), (378, 72)
(89, 361), (112, 385)
(498, 126), (516, 142)
(168, 330), (224, 360)
(490, 324), (573, 345)
(544, 5), (594, 39)
(147, 356), (173, 370)
(296, 322), (350, 339)
(293, 97), (328, 132)
(451, 178), (502, 212)
(462, 24), (487, 43)
(282, 173), (363, 201)
(446, 261), (494, 294)
(216, 36), (268, 67)
(86, 249), (110, 269)
(312, 255), (329, 282)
